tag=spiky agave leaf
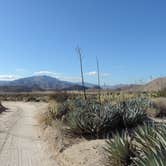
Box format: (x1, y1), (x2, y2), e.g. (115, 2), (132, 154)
(104, 132), (135, 166)
(119, 98), (149, 128)
(133, 124), (166, 166)
(67, 103), (122, 138)
(134, 149), (166, 166)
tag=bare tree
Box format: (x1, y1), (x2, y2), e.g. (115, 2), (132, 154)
(76, 47), (87, 100)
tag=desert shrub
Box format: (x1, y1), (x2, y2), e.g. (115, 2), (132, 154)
(0, 101), (7, 113)
(49, 92), (69, 103)
(48, 101), (71, 121)
(48, 97), (88, 121)
(42, 112), (54, 126)
(146, 107), (160, 118)
(152, 98), (166, 117)
(104, 132), (135, 166)
(157, 88), (166, 97)
(25, 96), (40, 102)
(48, 101), (59, 118)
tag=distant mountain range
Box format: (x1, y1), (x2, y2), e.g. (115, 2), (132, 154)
(0, 76), (97, 92)
(142, 77), (166, 91)
(111, 77), (166, 92)
(0, 75), (165, 92)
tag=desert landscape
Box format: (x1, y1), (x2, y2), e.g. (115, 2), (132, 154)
(0, 76), (166, 165)
(1, 0), (166, 165)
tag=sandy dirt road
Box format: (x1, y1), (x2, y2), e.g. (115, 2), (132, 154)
(0, 102), (57, 166)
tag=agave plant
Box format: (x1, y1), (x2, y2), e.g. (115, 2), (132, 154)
(133, 123), (166, 166)
(104, 132), (135, 166)
(118, 98), (149, 128)
(122, 107), (147, 128)
(134, 150), (166, 166)
(104, 123), (166, 166)
(66, 97), (150, 138)
(67, 102), (122, 138)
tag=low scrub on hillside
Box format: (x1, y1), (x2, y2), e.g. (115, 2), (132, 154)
(0, 93), (49, 102)
(152, 98), (166, 117)
(157, 88), (166, 97)
(146, 98), (166, 118)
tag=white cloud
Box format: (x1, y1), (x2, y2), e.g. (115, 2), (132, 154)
(86, 71), (111, 77)
(0, 75), (20, 81)
(86, 71), (97, 76)
(34, 71), (81, 82)
(34, 70), (61, 76)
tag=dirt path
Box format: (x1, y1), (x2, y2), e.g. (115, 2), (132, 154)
(0, 102), (58, 166)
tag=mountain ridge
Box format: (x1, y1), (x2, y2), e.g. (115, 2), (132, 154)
(0, 75), (165, 92)
(0, 75), (95, 92)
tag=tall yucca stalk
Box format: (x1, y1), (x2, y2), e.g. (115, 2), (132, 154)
(76, 47), (87, 100)
(96, 56), (101, 103)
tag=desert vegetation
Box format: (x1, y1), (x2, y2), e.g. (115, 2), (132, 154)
(1, 88), (165, 165)
(157, 88), (166, 97)
(0, 101), (7, 113)
(36, 89), (166, 166)
(105, 123), (166, 166)
(0, 92), (51, 102)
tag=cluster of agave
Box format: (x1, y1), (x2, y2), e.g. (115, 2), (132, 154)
(48, 97), (85, 118)
(105, 123), (166, 166)
(119, 97), (151, 128)
(67, 102), (121, 138)
(66, 97), (150, 138)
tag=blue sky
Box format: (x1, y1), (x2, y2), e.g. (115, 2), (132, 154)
(0, 0), (166, 85)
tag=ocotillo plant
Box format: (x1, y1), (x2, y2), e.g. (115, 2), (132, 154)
(76, 47), (87, 100)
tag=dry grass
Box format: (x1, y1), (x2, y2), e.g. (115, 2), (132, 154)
(152, 98), (166, 117)
(37, 108), (83, 158)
